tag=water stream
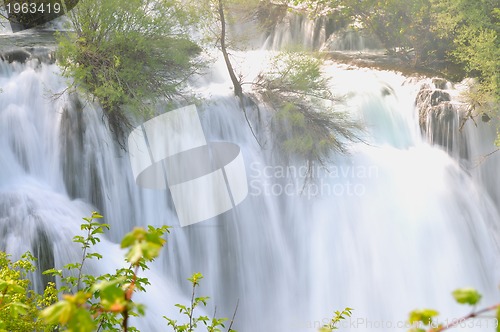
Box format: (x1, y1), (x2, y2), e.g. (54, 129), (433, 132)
(1, 16), (500, 332)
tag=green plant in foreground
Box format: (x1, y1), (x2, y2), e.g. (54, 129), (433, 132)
(0, 251), (57, 331)
(57, 0), (201, 144)
(408, 287), (500, 332)
(38, 212), (236, 332)
(41, 212), (170, 331)
(164, 272), (236, 332)
(320, 307), (354, 331)
(1, 211), (352, 332)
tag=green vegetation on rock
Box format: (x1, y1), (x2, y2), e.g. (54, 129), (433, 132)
(291, 0), (500, 144)
(56, 0), (201, 144)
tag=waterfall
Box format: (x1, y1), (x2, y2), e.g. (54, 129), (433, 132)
(260, 10), (382, 52)
(1, 27), (500, 332)
(262, 13), (330, 51)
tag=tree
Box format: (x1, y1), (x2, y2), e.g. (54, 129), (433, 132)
(56, 0), (201, 145)
(252, 51), (362, 174)
(0, 252), (57, 331)
(292, 0), (500, 145)
(430, 0), (500, 144)
(187, 0), (264, 98)
(293, 0), (452, 67)
(190, 0), (362, 171)
(216, 0), (243, 98)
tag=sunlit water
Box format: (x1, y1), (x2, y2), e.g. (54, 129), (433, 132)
(1, 20), (500, 332)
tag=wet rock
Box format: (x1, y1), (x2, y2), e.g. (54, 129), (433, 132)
(431, 78), (450, 90)
(0, 47), (56, 64)
(0, 49), (31, 63)
(430, 90), (451, 106)
(482, 113), (491, 123)
(416, 87), (452, 127)
(380, 83), (395, 97)
(25, 47), (57, 64)
(415, 84), (468, 158)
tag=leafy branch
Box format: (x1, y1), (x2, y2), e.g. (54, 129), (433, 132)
(408, 288), (500, 332)
(38, 213), (238, 332)
(40, 214), (171, 332)
(253, 52), (363, 182)
(320, 307), (354, 331)
(0, 252), (57, 331)
(75, 212), (107, 290)
(165, 272), (236, 332)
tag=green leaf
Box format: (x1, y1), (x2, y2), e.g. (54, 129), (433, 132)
(195, 296), (209, 306)
(8, 302), (29, 318)
(188, 272), (204, 286)
(86, 252), (103, 260)
(42, 268), (63, 277)
(91, 211), (103, 219)
(68, 308), (96, 332)
(452, 288), (482, 305)
(408, 309), (439, 325)
(175, 304), (188, 313)
(121, 227), (145, 249)
(40, 301), (73, 325)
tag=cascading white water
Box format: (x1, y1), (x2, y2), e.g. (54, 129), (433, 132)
(1, 23), (500, 332)
(0, 59), (192, 330)
(259, 11), (383, 52)
(262, 13), (329, 51)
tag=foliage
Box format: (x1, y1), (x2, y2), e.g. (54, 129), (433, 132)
(407, 287), (499, 332)
(319, 307), (353, 331)
(0, 251), (57, 331)
(188, 0), (262, 49)
(0, 212), (235, 332)
(165, 272), (236, 332)
(293, 0), (450, 66)
(430, 0), (500, 143)
(187, 1), (362, 167)
(56, 0), (201, 144)
(41, 212), (171, 331)
(187, 0), (263, 98)
(291, 0), (500, 144)
(408, 308), (439, 331)
(451, 288), (482, 306)
(254, 52), (362, 172)
(0, 211), (354, 332)
(213, 0), (244, 97)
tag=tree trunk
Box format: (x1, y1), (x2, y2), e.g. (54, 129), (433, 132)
(217, 0), (243, 98)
